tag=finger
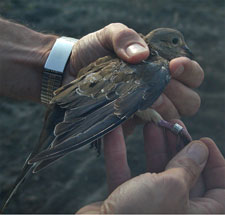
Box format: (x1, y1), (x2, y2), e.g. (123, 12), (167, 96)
(97, 23), (149, 63)
(143, 122), (169, 172)
(200, 138), (225, 208)
(151, 93), (180, 120)
(164, 79), (201, 116)
(200, 138), (225, 190)
(170, 57), (204, 88)
(103, 126), (131, 193)
(188, 198), (225, 214)
(76, 201), (102, 214)
(165, 141), (209, 191)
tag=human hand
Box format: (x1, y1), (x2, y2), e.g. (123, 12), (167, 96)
(77, 121), (225, 214)
(63, 23), (204, 135)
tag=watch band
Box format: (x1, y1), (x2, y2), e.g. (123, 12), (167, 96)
(41, 36), (78, 104)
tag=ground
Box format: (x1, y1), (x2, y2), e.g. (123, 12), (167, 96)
(0, 0), (224, 213)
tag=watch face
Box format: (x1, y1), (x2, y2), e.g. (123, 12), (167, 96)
(44, 37), (77, 73)
(42, 37), (78, 104)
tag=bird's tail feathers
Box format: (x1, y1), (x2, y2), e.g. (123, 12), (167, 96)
(0, 153), (35, 213)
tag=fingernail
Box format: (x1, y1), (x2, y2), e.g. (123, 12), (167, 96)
(174, 65), (184, 77)
(152, 95), (163, 108)
(126, 43), (148, 57)
(186, 142), (208, 165)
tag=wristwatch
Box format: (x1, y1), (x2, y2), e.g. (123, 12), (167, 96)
(41, 36), (78, 104)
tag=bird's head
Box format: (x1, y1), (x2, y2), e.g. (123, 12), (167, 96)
(145, 28), (194, 61)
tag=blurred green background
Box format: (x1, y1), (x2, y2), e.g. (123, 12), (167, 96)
(0, 0), (224, 213)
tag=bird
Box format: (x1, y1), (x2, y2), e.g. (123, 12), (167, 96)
(0, 28), (194, 212)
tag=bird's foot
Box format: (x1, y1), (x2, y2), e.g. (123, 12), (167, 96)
(158, 119), (192, 150)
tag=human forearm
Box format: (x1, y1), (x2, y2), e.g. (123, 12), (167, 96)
(0, 18), (57, 102)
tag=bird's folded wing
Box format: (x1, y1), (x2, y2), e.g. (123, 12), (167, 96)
(29, 56), (169, 171)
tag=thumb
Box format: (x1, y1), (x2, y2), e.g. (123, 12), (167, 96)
(97, 23), (149, 63)
(165, 141), (209, 191)
(76, 201), (103, 214)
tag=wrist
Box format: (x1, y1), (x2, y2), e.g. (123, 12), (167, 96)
(0, 18), (58, 102)
(22, 32), (58, 103)
(37, 34), (58, 71)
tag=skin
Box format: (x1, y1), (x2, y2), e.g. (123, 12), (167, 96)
(1, 19), (217, 213)
(77, 122), (225, 214)
(0, 21), (203, 124)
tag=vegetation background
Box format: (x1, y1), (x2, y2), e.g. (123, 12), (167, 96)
(0, 0), (224, 213)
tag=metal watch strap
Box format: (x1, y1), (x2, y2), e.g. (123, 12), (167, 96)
(41, 36), (78, 104)
(40, 71), (63, 104)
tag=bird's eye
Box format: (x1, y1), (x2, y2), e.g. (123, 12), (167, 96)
(172, 38), (179, 45)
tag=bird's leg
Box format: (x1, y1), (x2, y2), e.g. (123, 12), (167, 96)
(157, 119), (192, 147)
(135, 108), (192, 149)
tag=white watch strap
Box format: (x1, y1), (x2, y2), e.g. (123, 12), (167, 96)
(41, 36), (78, 104)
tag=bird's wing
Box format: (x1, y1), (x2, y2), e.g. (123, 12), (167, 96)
(29, 56), (170, 171)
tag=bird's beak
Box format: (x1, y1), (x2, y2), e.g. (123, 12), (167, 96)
(182, 45), (194, 60)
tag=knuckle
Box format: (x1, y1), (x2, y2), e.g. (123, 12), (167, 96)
(104, 23), (128, 33)
(192, 61), (204, 88)
(180, 90), (201, 116)
(180, 158), (199, 181)
(187, 92), (201, 116)
(200, 137), (215, 145)
(101, 23), (140, 48)
(160, 174), (188, 201)
(168, 175), (187, 191)
(197, 64), (204, 84)
(174, 157), (200, 188)
(114, 28), (139, 44)
(97, 23), (129, 49)
(179, 59), (204, 88)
